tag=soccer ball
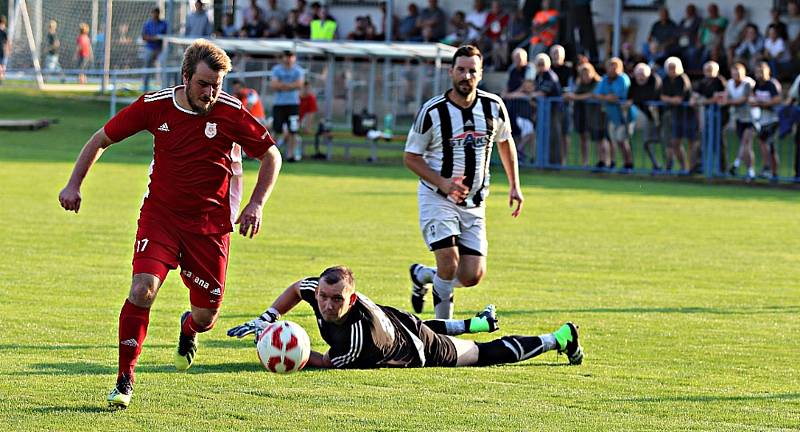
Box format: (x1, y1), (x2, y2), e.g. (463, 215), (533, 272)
(256, 320), (311, 373)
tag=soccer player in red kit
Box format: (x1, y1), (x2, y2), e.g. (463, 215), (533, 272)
(58, 40), (282, 409)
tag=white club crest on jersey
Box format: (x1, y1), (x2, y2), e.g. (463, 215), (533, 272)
(158, 122), (170, 132)
(205, 122), (217, 138)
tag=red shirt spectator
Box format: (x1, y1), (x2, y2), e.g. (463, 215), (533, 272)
(484, 1), (509, 42)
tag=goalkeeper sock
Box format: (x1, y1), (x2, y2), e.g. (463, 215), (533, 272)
(432, 275), (455, 319)
(415, 265), (436, 284)
(476, 335), (552, 366)
(118, 299), (150, 381)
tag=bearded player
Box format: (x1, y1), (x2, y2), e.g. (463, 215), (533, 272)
(404, 45), (523, 319)
(58, 40), (282, 409)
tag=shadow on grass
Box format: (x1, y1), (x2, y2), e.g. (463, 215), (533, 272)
(621, 393), (800, 403)
(31, 405), (111, 415)
(499, 305), (800, 316)
(13, 361), (270, 376)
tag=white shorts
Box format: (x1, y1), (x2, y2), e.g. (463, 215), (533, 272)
(418, 183), (488, 256)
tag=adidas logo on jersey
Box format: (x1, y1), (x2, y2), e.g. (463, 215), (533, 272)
(464, 119), (474, 128)
(120, 338), (139, 347)
(209, 287), (221, 296)
(158, 123), (170, 132)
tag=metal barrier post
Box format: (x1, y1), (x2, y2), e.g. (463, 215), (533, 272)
(535, 96), (549, 169)
(110, 71), (117, 117)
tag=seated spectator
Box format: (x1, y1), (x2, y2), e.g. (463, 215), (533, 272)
(483, 0), (510, 70)
(297, 0), (314, 37)
(725, 63), (757, 180)
(378, 1), (400, 41)
(419, 0), (447, 42)
(531, 53), (564, 165)
(442, 11), (469, 46)
(725, 4), (749, 64)
(678, 4), (702, 53)
(398, 3), (421, 41)
(660, 56), (695, 173)
(787, 1), (800, 42)
(284, 9), (303, 39)
(221, 13), (238, 37)
(594, 57), (636, 172)
(647, 6), (679, 58)
(620, 42), (644, 75)
(733, 24), (764, 71)
(563, 62), (605, 167)
(529, 0), (559, 57)
(244, 0), (265, 27)
(750, 62), (782, 181)
(465, 0), (487, 44)
(763, 24), (791, 77)
(185, 0), (213, 37)
(703, 43), (729, 78)
(310, 6), (338, 40)
(628, 63), (663, 171)
(348, 16), (371, 40)
(700, 3), (727, 49)
(766, 8), (788, 40)
(505, 47), (533, 96)
(691, 61), (727, 172)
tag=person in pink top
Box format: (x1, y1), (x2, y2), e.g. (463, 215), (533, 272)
(74, 23), (93, 84)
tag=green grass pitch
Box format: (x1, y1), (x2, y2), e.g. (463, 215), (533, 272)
(0, 87), (798, 431)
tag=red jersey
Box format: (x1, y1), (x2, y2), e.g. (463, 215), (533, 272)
(104, 86), (274, 234)
(485, 13), (509, 41)
(299, 92), (318, 121)
(236, 88), (266, 120)
(76, 34), (91, 58)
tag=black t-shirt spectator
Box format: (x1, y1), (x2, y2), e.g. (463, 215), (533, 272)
(663, 73), (694, 115)
(0, 28), (7, 58)
(507, 64), (531, 93)
(46, 32), (60, 55)
(534, 69), (562, 97)
(551, 64), (573, 89)
(693, 76), (726, 99)
(628, 74), (662, 120)
(650, 19), (678, 45)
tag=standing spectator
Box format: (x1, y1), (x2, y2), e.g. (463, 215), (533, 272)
(699, 3), (727, 49)
(529, 0), (559, 57)
(733, 24), (763, 73)
(44, 20), (65, 82)
(419, 0), (447, 42)
(310, 6), (338, 40)
(465, 0), (488, 44)
(531, 53), (563, 165)
(647, 7), (679, 58)
(594, 57), (635, 172)
(725, 5), (749, 63)
(0, 16), (7, 83)
(550, 44), (572, 165)
(284, 9), (303, 39)
(244, 0), (266, 28)
(564, 62), (604, 167)
(185, 0), (213, 37)
(399, 3), (421, 41)
(506, 8), (529, 64)
(296, 0), (313, 38)
(483, 1), (510, 69)
(263, 0), (286, 38)
(786, 1), (800, 42)
(750, 62), (782, 181)
(378, 1), (400, 41)
(241, 7), (266, 38)
(231, 79), (266, 125)
(678, 4), (702, 54)
(504, 79), (536, 162)
(573, 0), (599, 61)
(271, 50), (305, 162)
(221, 13), (238, 37)
(725, 63), (757, 180)
(505, 48), (532, 94)
(691, 61), (727, 173)
(74, 23), (93, 85)
(627, 63), (663, 172)
(142, 7), (167, 91)
(299, 81), (326, 159)
(766, 8), (788, 41)
(786, 73), (800, 181)
(660, 56), (694, 173)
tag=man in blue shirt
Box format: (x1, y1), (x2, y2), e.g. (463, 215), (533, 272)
(595, 57), (636, 172)
(271, 50), (305, 162)
(142, 7), (168, 91)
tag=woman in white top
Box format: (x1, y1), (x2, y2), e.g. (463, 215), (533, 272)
(723, 63), (757, 180)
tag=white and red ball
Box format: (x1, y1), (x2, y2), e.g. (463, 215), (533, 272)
(256, 320), (311, 373)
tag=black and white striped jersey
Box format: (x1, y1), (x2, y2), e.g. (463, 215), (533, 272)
(298, 278), (427, 369)
(405, 89), (514, 208)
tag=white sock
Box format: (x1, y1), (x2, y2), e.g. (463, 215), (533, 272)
(432, 275), (455, 319)
(748, 167), (756, 177)
(539, 333), (557, 352)
(733, 158), (741, 168)
(415, 266), (436, 284)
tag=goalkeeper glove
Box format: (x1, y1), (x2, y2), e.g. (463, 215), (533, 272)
(226, 307), (280, 338)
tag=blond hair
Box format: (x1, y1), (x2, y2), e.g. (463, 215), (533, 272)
(665, 56), (684, 76)
(181, 39), (232, 81)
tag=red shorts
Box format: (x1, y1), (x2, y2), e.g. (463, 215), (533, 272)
(132, 213), (230, 309)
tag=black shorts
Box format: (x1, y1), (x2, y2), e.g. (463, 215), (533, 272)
(273, 104), (300, 134)
(756, 123), (778, 143)
(388, 307), (458, 367)
(735, 121), (753, 140)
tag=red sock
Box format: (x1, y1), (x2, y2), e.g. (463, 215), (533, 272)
(181, 313), (198, 338)
(118, 299), (150, 382)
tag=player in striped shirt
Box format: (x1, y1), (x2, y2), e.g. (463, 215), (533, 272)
(227, 266), (583, 369)
(404, 45), (524, 319)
